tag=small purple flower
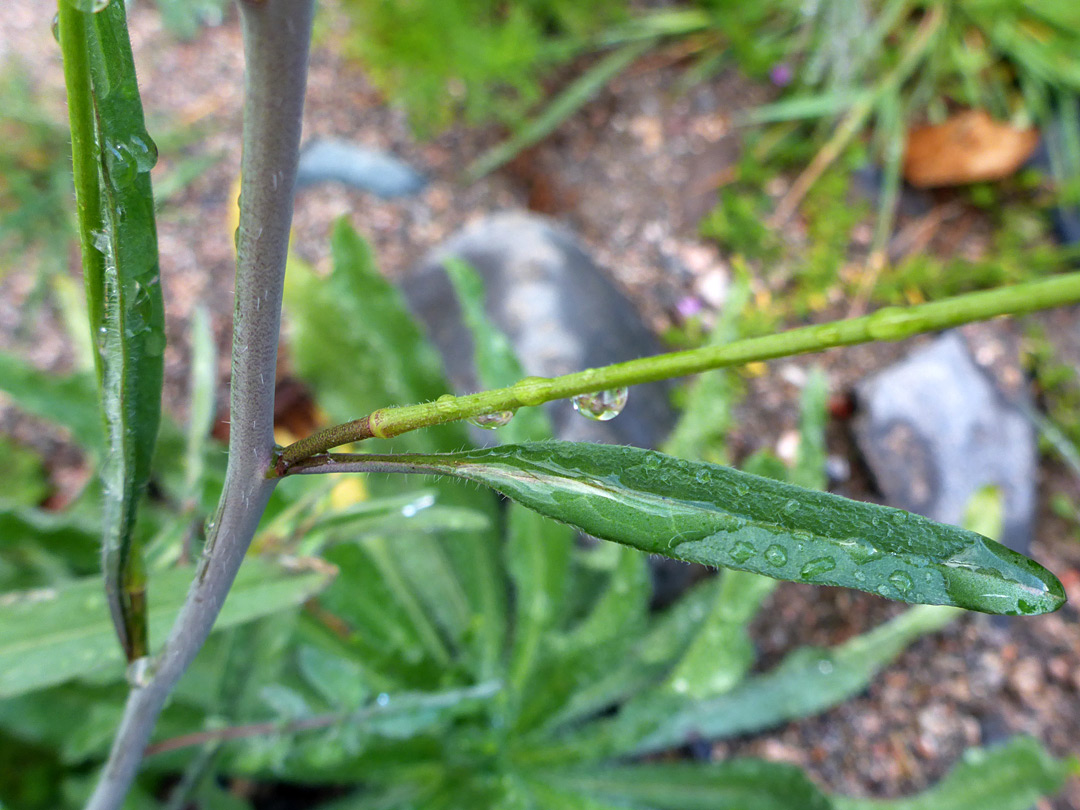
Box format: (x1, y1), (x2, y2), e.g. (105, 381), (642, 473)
(770, 63), (793, 88)
(676, 295), (703, 320)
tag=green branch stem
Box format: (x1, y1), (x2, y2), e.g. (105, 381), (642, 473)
(276, 269), (1080, 474)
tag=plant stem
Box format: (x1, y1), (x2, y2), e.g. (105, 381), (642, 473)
(84, 2), (314, 808)
(276, 270), (1080, 471)
(144, 681), (500, 756)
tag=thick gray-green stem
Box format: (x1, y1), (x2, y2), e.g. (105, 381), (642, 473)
(84, 2), (313, 808)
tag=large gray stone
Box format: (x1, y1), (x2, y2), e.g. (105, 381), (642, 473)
(402, 212), (674, 448)
(853, 332), (1036, 554)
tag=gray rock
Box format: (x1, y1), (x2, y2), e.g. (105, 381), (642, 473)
(853, 332), (1036, 554)
(403, 212), (674, 448)
(296, 139), (427, 198)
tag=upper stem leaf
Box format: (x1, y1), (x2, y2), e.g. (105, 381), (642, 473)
(58, 0), (166, 661)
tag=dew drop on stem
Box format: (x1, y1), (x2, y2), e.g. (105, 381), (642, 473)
(468, 410), (514, 430)
(125, 656), (152, 688)
(571, 387), (628, 421)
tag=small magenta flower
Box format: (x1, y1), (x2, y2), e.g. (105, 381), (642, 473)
(770, 63), (793, 88)
(676, 295), (703, 320)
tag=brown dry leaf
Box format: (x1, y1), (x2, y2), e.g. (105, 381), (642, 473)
(903, 109), (1039, 187)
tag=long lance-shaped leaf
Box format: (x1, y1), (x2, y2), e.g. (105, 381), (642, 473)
(59, 0), (166, 662)
(291, 442), (1066, 616)
(0, 557), (334, 699)
(834, 736), (1075, 810)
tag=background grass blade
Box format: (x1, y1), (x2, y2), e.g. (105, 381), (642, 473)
(834, 737), (1075, 810)
(539, 760), (833, 810)
(0, 558), (334, 699)
(464, 40), (653, 181)
(58, 0), (166, 662)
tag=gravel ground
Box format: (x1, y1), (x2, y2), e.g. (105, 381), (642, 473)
(2, 2), (1079, 806)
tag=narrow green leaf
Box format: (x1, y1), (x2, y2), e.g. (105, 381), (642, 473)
(661, 567), (775, 699)
(357, 441), (1065, 615)
(0, 502), (100, 585)
(465, 40), (653, 181)
(663, 278), (750, 466)
(519, 780), (629, 810)
(610, 604), (957, 755)
(444, 256), (552, 443)
(740, 89), (872, 125)
(59, 0), (166, 662)
(792, 368), (828, 490)
(506, 504), (575, 706)
(0, 558), (334, 698)
(285, 221), (506, 679)
(0, 352), (100, 452)
(834, 737), (1073, 810)
(297, 645), (369, 711)
(284, 223), (464, 454)
(514, 543), (650, 734)
(445, 253), (570, 709)
(529, 577), (723, 742)
(0, 437), (49, 507)
(540, 760), (833, 810)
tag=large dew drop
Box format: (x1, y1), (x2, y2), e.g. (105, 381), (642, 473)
(571, 388), (628, 421)
(125, 656), (153, 688)
(468, 410), (514, 430)
(764, 545), (788, 567)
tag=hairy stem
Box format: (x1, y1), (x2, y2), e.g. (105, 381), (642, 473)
(277, 269), (1080, 471)
(84, 2), (314, 808)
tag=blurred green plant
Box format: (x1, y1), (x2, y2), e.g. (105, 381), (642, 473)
(3, 225), (1075, 809)
(327, 0), (627, 136)
(6, 3), (1079, 809)
(0, 66), (75, 287)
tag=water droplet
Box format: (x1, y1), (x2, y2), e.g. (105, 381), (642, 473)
(671, 677), (689, 694)
(734, 481), (750, 497)
(468, 410), (514, 429)
(730, 541), (755, 564)
(571, 388), (628, 421)
(764, 545), (788, 567)
(781, 499), (800, 516)
(126, 657), (153, 688)
(93, 0), (112, 10)
(695, 468), (711, 484)
(51, 13), (60, 42)
(846, 536), (884, 565)
(129, 133), (158, 172)
(817, 659), (834, 675)
(144, 330), (166, 357)
(91, 229), (110, 254)
(104, 141), (139, 188)
(800, 557), (835, 579)
(375, 693), (390, 707)
(642, 453), (662, 471)
(888, 570), (913, 594)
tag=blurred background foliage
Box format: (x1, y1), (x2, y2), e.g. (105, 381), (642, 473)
(3, 0), (1080, 807)
(2, 221), (1072, 808)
